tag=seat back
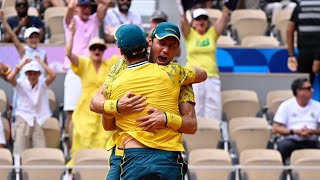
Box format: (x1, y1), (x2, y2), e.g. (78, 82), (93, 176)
(274, 9), (293, 45)
(47, 89), (56, 113)
(3, 6), (39, 19)
(189, 149), (232, 180)
(1, 0), (15, 8)
(217, 35), (235, 47)
(241, 35), (280, 48)
(230, 9), (268, 43)
(44, 7), (67, 44)
(1, 117), (10, 143)
(21, 148), (65, 180)
(42, 117), (60, 148)
(0, 148), (13, 180)
(229, 117), (270, 154)
(291, 149), (320, 180)
(240, 149), (283, 180)
(266, 90), (293, 118)
(222, 89), (260, 121)
(205, 8), (222, 25)
(183, 118), (221, 153)
(74, 149), (110, 180)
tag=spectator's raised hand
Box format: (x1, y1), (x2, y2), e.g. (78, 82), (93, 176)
(68, 0), (78, 9)
(18, 17), (28, 27)
(19, 57), (32, 68)
(0, 9), (5, 22)
(99, 0), (112, 5)
(288, 56), (298, 71)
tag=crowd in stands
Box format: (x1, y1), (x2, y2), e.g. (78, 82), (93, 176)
(1, 0), (320, 179)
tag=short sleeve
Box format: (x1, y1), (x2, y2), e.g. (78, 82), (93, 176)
(290, 5), (299, 23)
(273, 101), (288, 125)
(179, 66), (196, 86)
(178, 84), (195, 104)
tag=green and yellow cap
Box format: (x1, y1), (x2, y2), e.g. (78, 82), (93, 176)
(152, 22), (180, 44)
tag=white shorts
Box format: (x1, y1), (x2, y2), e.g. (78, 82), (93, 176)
(193, 77), (222, 121)
(64, 69), (82, 111)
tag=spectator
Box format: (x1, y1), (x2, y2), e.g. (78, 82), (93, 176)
(6, 57), (56, 154)
(0, 63), (11, 80)
(63, 0), (110, 137)
(3, 0), (45, 43)
(287, 0), (320, 83)
(261, 0), (296, 24)
(1, 10), (48, 78)
(103, 0), (142, 43)
(0, 63), (9, 148)
(148, 10), (167, 37)
(272, 78), (320, 163)
(65, 19), (118, 165)
(178, 0), (238, 120)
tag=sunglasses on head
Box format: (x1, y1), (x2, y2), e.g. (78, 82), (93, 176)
(89, 45), (106, 51)
(194, 15), (208, 21)
(299, 86), (312, 91)
(16, 2), (28, 8)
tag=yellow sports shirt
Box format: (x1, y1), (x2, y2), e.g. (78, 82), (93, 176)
(185, 26), (219, 78)
(108, 61), (195, 152)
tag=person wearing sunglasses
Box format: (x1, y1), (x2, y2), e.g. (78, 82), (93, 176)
(272, 78), (320, 164)
(178, 0), (238, 122)
(65, 19), (119, 166)
(3, 0), (45, 43)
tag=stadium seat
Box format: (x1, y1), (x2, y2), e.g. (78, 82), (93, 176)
(241, 35), (280, 48)
(229, 117), (271, 155)
(183, 118), (221, 155)
(188, 148), (233, 180)
(274, 9), (293, 45)
(1, 117), (10, 143)
(291, 149), (320, 180)
(42, 117), (61, 148)
(44, 7), (67, 45)
(1, 0), (15, 8)
(217, 35), (236, 47)
(47, 89), (56, 113)
(0, 148), (13, 180)
(3, 6), (39, 19)
(265, 90), (293, 121)
(222, 89), (260, 121)
(0, 89), (7, 114)
(21, 148), (65, 180)
(73, 149), (110, 180)
(230, 9), (268, 43)
(240, 149), (283, 180)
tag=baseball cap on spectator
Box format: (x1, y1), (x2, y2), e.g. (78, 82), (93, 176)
(78, 0), (93, 6)
(24, 61), (41, 73)
(150, 10), (168, 22)
(24, 27), (40, 39)
(151, 22), (180, 44)
(192, 8), (208, 19)
(89, 38), (107, 50)
(115, 24), (147, 55)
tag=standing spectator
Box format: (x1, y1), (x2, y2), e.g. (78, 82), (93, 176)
(65, 19), (118, 165)
(287, 0), (320, 83)
(63, 0), (110, 137)
(103, 0), (142, 43)
(178, 0), (238, 120)
(6, 57), (56, 154)
(1, 10), (47, 78)
(261, 0), (296, 24)
(3, 0), (45, 43)
(272, 78), (320, 163)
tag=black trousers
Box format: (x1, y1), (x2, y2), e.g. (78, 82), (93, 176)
(277, 138), (319, 164)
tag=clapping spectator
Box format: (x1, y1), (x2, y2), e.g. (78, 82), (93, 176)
(103, 0), (142, 43)
(6, 57), (56, 154)
(3, 0), (45, 43)
(272, 78), (320, 163)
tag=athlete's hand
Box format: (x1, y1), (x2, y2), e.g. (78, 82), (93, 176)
(288, 56), (298, 71)
(136, 107), (166, 132)
(118, 92), (147, 114)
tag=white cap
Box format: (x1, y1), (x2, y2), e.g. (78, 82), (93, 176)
(192, 8), (208, 19)
(24, 27), (40, 39)
(24, 61), (41, 72)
